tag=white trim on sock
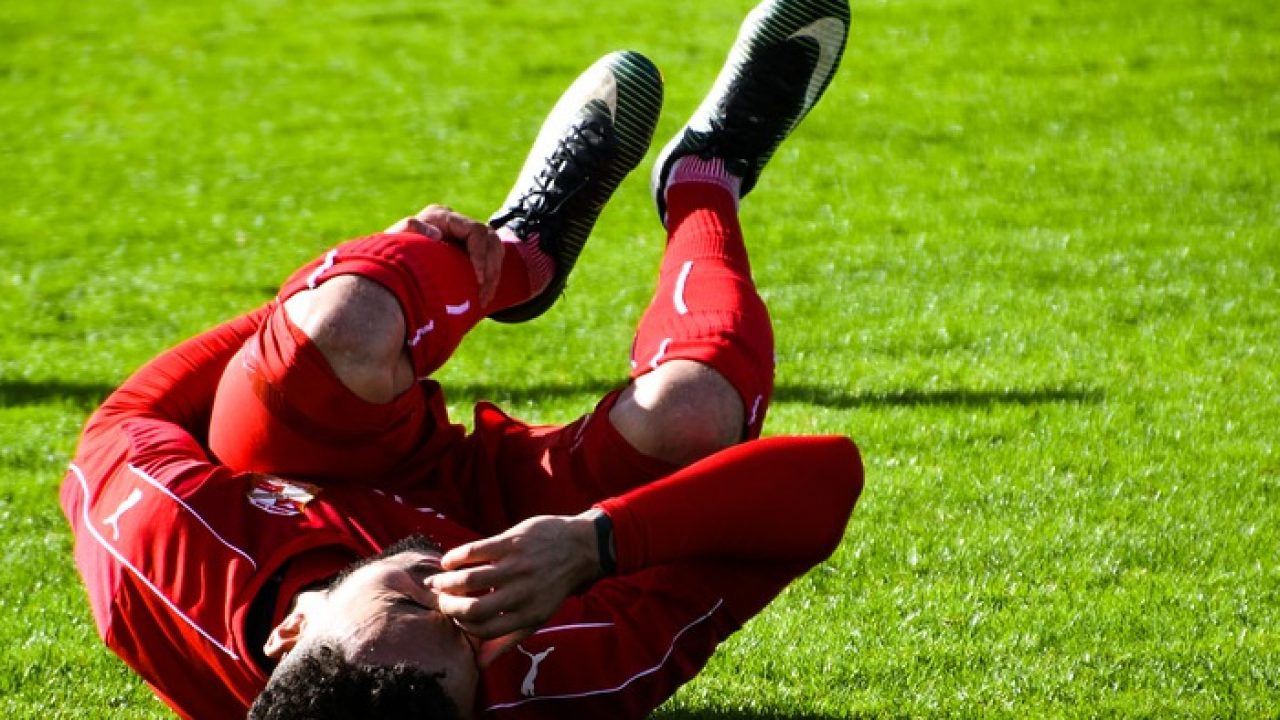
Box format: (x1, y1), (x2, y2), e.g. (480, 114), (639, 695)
(665, 156), (743, 207)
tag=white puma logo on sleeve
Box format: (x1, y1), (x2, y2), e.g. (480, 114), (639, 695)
(102, 488), (143, 541)
(517, 645), (556, 697)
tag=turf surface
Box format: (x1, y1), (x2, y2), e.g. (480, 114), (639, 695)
(1, 0), (1277, 716)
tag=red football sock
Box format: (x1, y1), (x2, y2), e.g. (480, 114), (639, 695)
(498, 226), (555, 300)
(484, 233), (535, 314)
(661, 155), (742, 225)
(630, 159), (775, 437)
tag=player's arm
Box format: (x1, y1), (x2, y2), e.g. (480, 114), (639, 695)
(598, 434), (863, 571)
(90, 206), (500, 435)
(430, 435), (863, 642)
(88, 306), (270, 436)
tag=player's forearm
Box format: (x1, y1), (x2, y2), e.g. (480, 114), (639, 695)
(596, 435), (863, 575)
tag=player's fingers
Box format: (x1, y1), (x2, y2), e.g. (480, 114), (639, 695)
(385, 216), (443, 238)
(434, 590), (491, 622)
(436, 584), (530, 629)
(440, 535), (512, 570)
(414, 206), (461, 244)
(428, 563), (506, 596)
(405, 217), (443, 239)
(420, 207), (482, 246)
(463, 225), (503, 306)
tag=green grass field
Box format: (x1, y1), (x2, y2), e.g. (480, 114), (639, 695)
(2, 0), (1277, 716)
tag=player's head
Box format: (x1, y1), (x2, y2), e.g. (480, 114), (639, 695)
(250, 535), (478, 719)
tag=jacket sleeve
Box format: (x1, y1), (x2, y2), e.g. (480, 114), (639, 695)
(86, 305), (271, 439)
(597, 434), (864, 575)
(481, 434), (867, 720)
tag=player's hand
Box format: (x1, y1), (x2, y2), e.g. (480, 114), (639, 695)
(385, 204), (505, 307)
(428, 511), (604, 646)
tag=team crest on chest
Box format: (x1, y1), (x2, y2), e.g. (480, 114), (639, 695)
(247, 476), (320, 517)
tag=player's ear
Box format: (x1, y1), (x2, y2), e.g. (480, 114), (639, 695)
(263, 608), (308, 659)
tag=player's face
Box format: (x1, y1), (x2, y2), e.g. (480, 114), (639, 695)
(313, 540), (479, 714)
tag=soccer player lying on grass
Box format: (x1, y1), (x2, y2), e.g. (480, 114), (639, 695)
(59, 1), (858, 718)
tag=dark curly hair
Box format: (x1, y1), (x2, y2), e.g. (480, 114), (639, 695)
(248, 643), (462, 720)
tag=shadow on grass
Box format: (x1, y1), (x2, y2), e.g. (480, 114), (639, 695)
(442, 380), (1103, 410)
(0, 377), (1101, 413)
(440, 379), (618, 405)
(774, 384), (1103, 409)
(0, 380), (114, 410)
(653, 711), (848, 720)
(350, 8), (445, 25)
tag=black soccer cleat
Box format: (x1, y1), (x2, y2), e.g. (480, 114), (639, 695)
(488, 51), (664, 323)
(651, 0), (851, 225)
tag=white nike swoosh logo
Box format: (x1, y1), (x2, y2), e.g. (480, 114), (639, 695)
(561, 59), (618, 123)
(788, 17), (846, 111)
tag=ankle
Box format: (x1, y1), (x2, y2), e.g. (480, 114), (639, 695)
(666, 156), (742, 201)
(664, 181), (743, 235)
(663, 156), (742, 227)
(485, 226), (555, 313)
(501, 226), (555, 297)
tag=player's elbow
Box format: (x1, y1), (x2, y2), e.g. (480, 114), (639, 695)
(804, 435), (864, 563)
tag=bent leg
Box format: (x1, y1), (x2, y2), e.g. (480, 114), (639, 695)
(281, 275), (414, 404)
(467, 174), (778, 517)
(611, 168), (775, 466)
(209, 228), (534, 483)
(610, 360), (744, 468)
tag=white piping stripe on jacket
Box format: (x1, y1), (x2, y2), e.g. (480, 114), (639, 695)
(484, 598), (724, 711)
(127, 464), (257, 568)
(747, 394), (763, 427)
(533, 621), (615, 636)
(69, 464), (242, 660)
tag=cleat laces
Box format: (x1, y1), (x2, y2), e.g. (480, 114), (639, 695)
(497, 116), (614, 245)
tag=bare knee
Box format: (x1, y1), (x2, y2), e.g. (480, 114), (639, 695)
(608, 360), (745, 467)
(282, 276), (415, 403)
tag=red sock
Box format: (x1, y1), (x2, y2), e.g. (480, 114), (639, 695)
(486, 237), (534, 313)
(630, 161), (775, 437)
(503, 227), (556, 296)
(484, 227), (555, 314)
